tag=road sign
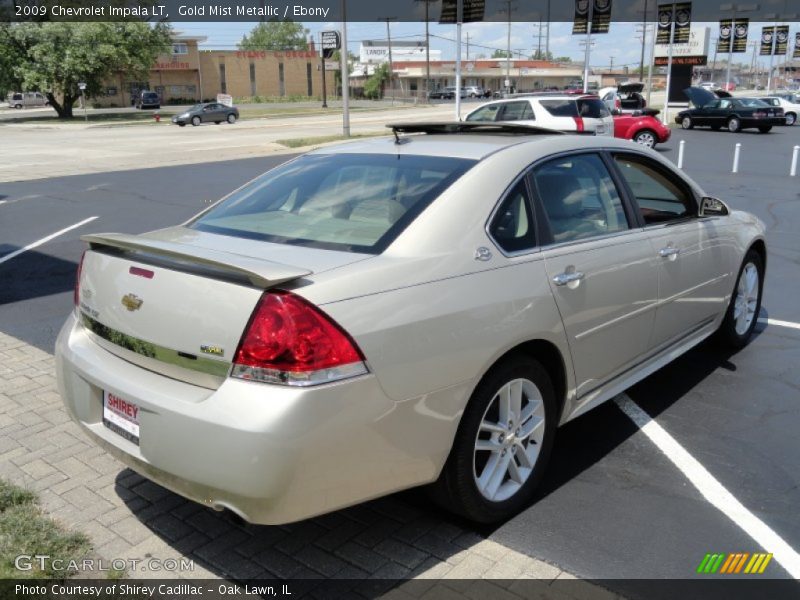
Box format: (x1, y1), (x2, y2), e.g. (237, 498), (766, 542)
(78, 82), (86, 90)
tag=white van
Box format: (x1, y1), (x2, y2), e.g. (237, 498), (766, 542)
(7, 92), (49, 109)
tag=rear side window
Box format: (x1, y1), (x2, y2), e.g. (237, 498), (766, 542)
(498, 101), (534, 121)
(532, 153), (629, 244)
(191, 153), (476, 253)
(613, 154), (696, 224)
(539, 100), (578, 117)
(489, 179), (536, 253)
(576, 98), (610, 118)
(466, 104), (500, 122)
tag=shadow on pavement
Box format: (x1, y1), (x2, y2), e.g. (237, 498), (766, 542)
(0, 248), (77, 305)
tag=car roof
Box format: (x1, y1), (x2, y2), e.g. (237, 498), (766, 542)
(310, 127), (633, 162)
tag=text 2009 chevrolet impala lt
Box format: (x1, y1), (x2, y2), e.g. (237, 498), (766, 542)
(56, 123), (766, 524)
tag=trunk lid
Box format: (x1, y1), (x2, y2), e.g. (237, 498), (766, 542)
(77, 229), (367, 389)
(683, 87), (717, 107)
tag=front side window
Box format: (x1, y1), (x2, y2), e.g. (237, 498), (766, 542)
(191, 154), (476, 253)
(488, 179), (536, 253)
(613, 154), (696, 224)
(532, 154), (629, 244)
(466, 104), (501, 122)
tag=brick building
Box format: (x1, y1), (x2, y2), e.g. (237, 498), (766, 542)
(97, 35), (336, 107)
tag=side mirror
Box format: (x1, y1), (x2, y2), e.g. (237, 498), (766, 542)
(699, 196), (730, 217)
(611, 108), (622, 116)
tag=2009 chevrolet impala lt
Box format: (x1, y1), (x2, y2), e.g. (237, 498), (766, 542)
(56, 123), (766, 524)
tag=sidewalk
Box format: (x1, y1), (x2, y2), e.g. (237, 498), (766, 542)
(0, 331), (621, 598)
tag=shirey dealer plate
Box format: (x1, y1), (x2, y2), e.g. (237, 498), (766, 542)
(102, 390), (140, 446)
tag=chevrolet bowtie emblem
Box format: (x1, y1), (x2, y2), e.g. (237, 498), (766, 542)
(121, 294), (143, 312)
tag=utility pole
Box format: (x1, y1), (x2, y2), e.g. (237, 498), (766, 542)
(545, 0), (551, 57)
(610, 56), (615, 72)
(466, 32), (471, 61)
(379, 17), (397, 103)
(712, 38), (719, 82)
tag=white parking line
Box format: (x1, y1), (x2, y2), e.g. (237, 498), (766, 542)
(0, 216), (97, 266)
(758, 318), (800, 331)
(615, 394), (800, 579)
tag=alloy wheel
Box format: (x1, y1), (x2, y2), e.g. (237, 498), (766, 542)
(473, 378), (545, 502)
(733, 262), (759, 335)
(635, 131), (656, 148)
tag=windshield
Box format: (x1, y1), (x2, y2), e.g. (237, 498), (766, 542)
(190, 153), (476, 253)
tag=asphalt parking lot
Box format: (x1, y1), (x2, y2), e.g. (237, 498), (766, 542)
(1, 123), (799, 597)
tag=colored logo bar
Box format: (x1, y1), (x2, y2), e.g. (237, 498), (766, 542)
(697, 552), (773, 574)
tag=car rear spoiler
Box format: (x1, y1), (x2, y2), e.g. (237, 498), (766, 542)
(82, 233), (311, 288)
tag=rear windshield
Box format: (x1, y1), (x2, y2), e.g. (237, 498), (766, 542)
(539, 99), (578, 117)
(190, 153), (476, 253)
(576, 98), (610, 118)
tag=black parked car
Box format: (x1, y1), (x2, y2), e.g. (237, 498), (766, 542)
(171, 102), (239, 127)
(135, 91), (160, 109)
(676, 87), (784, 133)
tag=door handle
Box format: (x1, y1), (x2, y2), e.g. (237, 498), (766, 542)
(552, 271), (585, 287)
(659, 246), (680, 258)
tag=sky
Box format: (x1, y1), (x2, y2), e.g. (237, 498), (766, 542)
(173, 20), (799, 69)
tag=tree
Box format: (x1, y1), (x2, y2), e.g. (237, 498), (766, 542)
(363, 63), (390, 100)
(239, 20), (309, 51)
(491, 49), (511, 59)
(0, 22), (171, 118)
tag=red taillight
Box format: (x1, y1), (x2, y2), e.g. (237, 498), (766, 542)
(232, 290), (367, 385)
(74, 251), (86, 307)
(573, 116), (585, 132)
(615, 98), (621, 110)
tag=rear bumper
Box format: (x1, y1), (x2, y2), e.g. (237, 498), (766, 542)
(55, 313), (453, 524)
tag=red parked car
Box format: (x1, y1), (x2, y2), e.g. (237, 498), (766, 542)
(612, 110), (671, 149)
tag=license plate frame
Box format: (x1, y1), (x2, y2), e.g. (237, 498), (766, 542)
(102, 390), (140, 446)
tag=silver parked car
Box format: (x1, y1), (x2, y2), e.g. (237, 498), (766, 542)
(57, 123), (766, 524)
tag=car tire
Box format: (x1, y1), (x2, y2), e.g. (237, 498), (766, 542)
(728, 117), (741, 133)
(14, 104), (22, 109)
(717, 249), (764, 349)
(191, 116), (201, 127)
(227, 113), (236, 124)
(633, 129), (658, 148)
(758, 126), (772, 133)
(785, 112), (796, 126)
(431, 355), (556, 523)
(681, 116), (693, 130)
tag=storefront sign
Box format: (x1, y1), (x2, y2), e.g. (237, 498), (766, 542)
(154, 61), (191, 69)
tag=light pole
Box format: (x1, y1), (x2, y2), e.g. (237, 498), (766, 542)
(583, 2), (594, 94)
(719, 3), (759, 91)
(640, 0), (649, 81)
(500, 0), (516, 94)
(764, 9), (798, 93)
(340, 0), (350, 136)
